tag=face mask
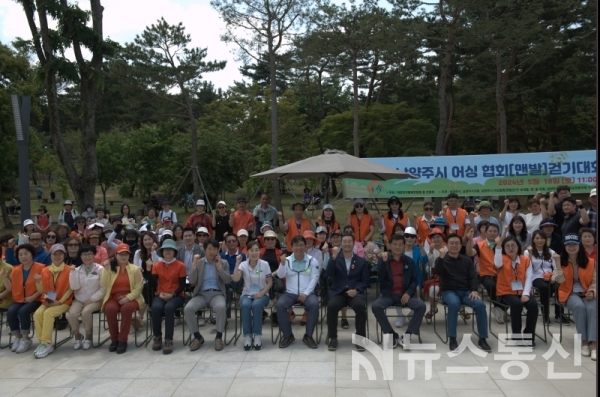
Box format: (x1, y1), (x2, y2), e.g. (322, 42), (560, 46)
(464, 207), (474, 213)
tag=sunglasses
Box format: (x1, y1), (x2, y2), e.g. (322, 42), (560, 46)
(197, 233), (209, 237)
(404, 234), (417, 238)
(46, 235), (57, 239)
(354, 204), (364, 208)
(424, 207), (434, 211)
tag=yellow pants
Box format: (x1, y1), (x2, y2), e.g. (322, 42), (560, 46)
(34, 304), (70, 344)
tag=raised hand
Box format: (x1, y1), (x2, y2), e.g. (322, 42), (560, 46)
(235, 254), (242, 265)
(331, 247), (339, 260)
(279, 254), (287, 265)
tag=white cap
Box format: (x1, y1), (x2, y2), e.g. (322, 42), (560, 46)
(353, 198), (365, 205)
(162, 229), (173, 236)
(23, 219), (34, 227)
(316, 226), (328, 234)
(196, 227), (209, 234)
(64, 200), (73, 205)
(590, 188), (596, 197)
(323, 204), (334, 211)
(404, 227), (417, 235)
(196, 199), (205, 206)
(217, 200), (227, 206)
(237, 229), (249, 237)
(87, 222), (105, 230)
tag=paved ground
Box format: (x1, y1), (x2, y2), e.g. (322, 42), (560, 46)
(0, 304), (596, 397)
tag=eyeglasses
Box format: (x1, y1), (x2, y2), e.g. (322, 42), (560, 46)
(354, 204), (364, 208)
(424, 207), (434, 211)
(67, 243), (80, 247)
(46, 235), (56, 239)
(81, 252), (94, 257)
(404, 234), (417, 239)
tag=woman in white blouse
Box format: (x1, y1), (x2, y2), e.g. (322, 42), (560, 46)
(232, 240), (272, 351)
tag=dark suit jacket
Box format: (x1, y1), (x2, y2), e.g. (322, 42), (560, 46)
(325, 253), (369, 298)
(378, 254), (417, 298)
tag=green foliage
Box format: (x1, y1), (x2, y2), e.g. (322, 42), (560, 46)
(97, 129), (126, 202)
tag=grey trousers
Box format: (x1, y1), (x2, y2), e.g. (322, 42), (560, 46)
(565, 292), (596, 342)
(184, 291), (226, 334)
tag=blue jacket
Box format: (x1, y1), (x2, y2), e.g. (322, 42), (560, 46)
(406, 246), (428, 288)
(5, 246), (51, 266)
(325, 253), (369, 298)
(377, 254), (417, 298)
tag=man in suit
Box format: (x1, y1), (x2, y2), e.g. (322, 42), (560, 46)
(326, 233), (369, 351)
(372, 234), (426, 349)
(178, 227), (206, 274)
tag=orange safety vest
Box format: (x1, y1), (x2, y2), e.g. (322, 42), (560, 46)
(477, 240), (497, 277)
(316, 219), (340, 238)
(415, 216), (436, 243)
(382, 213), (409, 241)
(558, 261), (595, 303)
(11, 262), (45, 303)
(40, 265), (73, 306)
(443, 207), (468, 237)
(285, 218), (312, 250)
(496, 255), (530, 297)
(350, 214), (373, 243)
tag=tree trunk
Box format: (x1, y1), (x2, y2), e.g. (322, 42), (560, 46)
(269, 47), (282, 210)
(351, 55), (360, 157)
(306, 67), (315, 130)
(0, 181), (14, 229)
(179, 79), (200, 200)
(365, 53), (379, 109)
(435, 46), (451, 156)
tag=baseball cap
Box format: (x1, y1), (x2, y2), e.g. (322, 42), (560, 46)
(162, 217), (172, 223)
(563, 233), (580, 245)
(196, 227), (209, 234)
(590, 188), (596, 197)
(260, 222), (273, 232)
(196, 199), (205, 206)
(323, 204), (334, 211)
(237, 229), (249, 237)
(237, 197), (247, 203)
(353, 198), (365, 205)
(162, 229), (173, 237)
(116, 243), (130, 254)
(264, 230), (278, 239)
(404, 227), (417, 235)
(302, 230), (317, 241)
(331, 229), (342, 236)
(217, 200), (227, 206)
(49, 244), (66, 254)
(429, 228), (444, 236)
(64, 200), (73, 205)
(23, 219), (34, 227)
(477, 200), (493, 210)
(316, 226), (328, 234)
(539, 218), (557, 228)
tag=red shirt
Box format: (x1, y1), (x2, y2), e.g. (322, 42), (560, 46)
(390, 258), (404, 295)
(152, 260), (187, 296)
(233, 211), (255, 234)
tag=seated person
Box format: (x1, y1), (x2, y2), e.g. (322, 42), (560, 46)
(326, 233), (369, 351)
(435, 231), (490, 352)
(33, 244), (73, 358)
(372, 235), (426, 349)
(276, 235), (320, 349)
(184, 238), (231, 351)
(494, 235), (538, 347)
(150, 239), (187, 355)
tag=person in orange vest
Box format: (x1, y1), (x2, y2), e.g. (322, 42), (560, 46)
(279, 202), (314, 254)
(378, 196), (410, 244)
(346, 199), (374, 247)
(412, 201), (436, 244)
(557, 233), (596, 360)
(315, 204), (340, 241)
(493, 235), (539, 347)
(442, 193), (472, 238)
(185, 200), (213, 235)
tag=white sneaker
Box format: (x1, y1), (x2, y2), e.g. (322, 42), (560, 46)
(591, 350), (596, 361)
(82, 339), (92, 350)
(581, 345), (591, 357)
(253, 334), (262, 348)
(73, 335), (84, 350)
(16, 338), (32, 354)
(10, 337), (22, 352)
(399, 333), (411, 350)
(35, 343), (54, 359)
(493, 307), (505, 324)
(395, 312), (405, 328)
(198, 318), (206, 327)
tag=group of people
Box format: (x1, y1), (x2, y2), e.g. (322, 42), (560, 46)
(0, 186), (595, 360)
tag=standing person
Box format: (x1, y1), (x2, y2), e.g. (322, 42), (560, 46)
(526, 230), (563, 325)
(101, 244), (145, 354)
(316, 204), (340, 240)
(229, 197), (255, 236)
(119, 204), (136, 225)
(81, 205), (95, 219)
(232, 241), (273, 350)
(66, 244), (105, 350)
(494, 235), (539, 347)
(279, 202), (313, 254)
(32, 244), (73, 358)
(184, 239), (231, 351)
(4, 232), (51, 266)
(178, 227), (205, 274)
(500, 196), (524, 228)
(58, 200), (79, 230)
(473, 201), (500, 237)
(49, 190), (56, 202)
(17, 219), (36, 246)
(506, 215), (532, 249)
(149, 239), (187, 355)
(435, 232), (491, 352)
(557, 233), (597, 361)
(378, 196), (410, 244)
(6, 244), (44, 353)
(325, 233), (369, 351)
(159, 200), (178, 224)
(253, 194), (279, 238)
(524, 196), (548, 232)
(35, 206), (52, 235)
(346, 199), (374, 247)
(559, 197), (590, 239)
(185, 199), (213, 235)
(547, 185), (572, 229)
(587, 188), (597, 232)
(276, 236), (320, 349)
(212, 201), (232, 242)
(36, 186), (43, 202)
(413, 202), (437, 244)
(442, 193), (471, 238)
(371, 235), (426, 349)
(94, 207), (108, 226)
